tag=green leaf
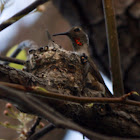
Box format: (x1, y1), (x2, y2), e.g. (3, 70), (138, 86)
(33, 86), (49, 93)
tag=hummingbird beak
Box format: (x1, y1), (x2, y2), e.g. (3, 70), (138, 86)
(53, 32), (69, 37)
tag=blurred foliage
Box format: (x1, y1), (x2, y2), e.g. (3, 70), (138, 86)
(6, 45), (27, 69)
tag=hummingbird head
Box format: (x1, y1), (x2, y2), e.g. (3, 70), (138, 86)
(53, 26), (89, 53)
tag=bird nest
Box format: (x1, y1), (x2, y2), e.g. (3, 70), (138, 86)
(25, 45), (104, 98)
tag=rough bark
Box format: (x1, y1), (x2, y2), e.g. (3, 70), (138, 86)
(52, 0), (140, 93)
(1, 46), (140, 138)
(0, 1), (140, 138)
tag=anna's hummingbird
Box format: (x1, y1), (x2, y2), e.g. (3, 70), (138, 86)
(53, 26), (112, 97)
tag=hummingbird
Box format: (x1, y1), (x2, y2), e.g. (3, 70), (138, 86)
(53, 26), (112, 97)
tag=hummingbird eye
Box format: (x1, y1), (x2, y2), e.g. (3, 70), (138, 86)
(73, 28), (80, 32)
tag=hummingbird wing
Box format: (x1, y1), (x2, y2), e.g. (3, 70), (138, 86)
(88, 58), (113, 97)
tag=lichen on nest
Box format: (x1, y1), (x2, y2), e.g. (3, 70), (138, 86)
(25, 44), (104, 98)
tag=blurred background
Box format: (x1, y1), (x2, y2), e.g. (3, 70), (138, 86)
(0, 0), (90, 139)
(0, 0), (139, 139)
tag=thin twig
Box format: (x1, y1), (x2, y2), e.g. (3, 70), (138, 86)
(0, 84), (111, 140)
(26, 117), (42, 139)
(1, 82), (140, 107)
(3, 40), (37, 65)
(28, 123), (55, 140)
(0, 55), (25, 65)
(0, 84), (139, 140)
(0, 0), (49, 31)
(102, 0), (124, 97)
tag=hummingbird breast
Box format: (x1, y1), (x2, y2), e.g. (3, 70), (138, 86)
(74, 43), (90, 57)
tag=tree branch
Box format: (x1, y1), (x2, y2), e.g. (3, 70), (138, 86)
(0, 84), (140, 140)
(1, 47), (140, 138)
(1, 82), (140, 107)
(0, 56), (25, 65)
(3, 40), (37, 65)
(0, 64), (58, 93)
(28, 123), (55, 140)
(102, 0), (124, 96)
(0, 84), (111, 140)
(0, 0), (50, 31)
(26, 117), (42, 139)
